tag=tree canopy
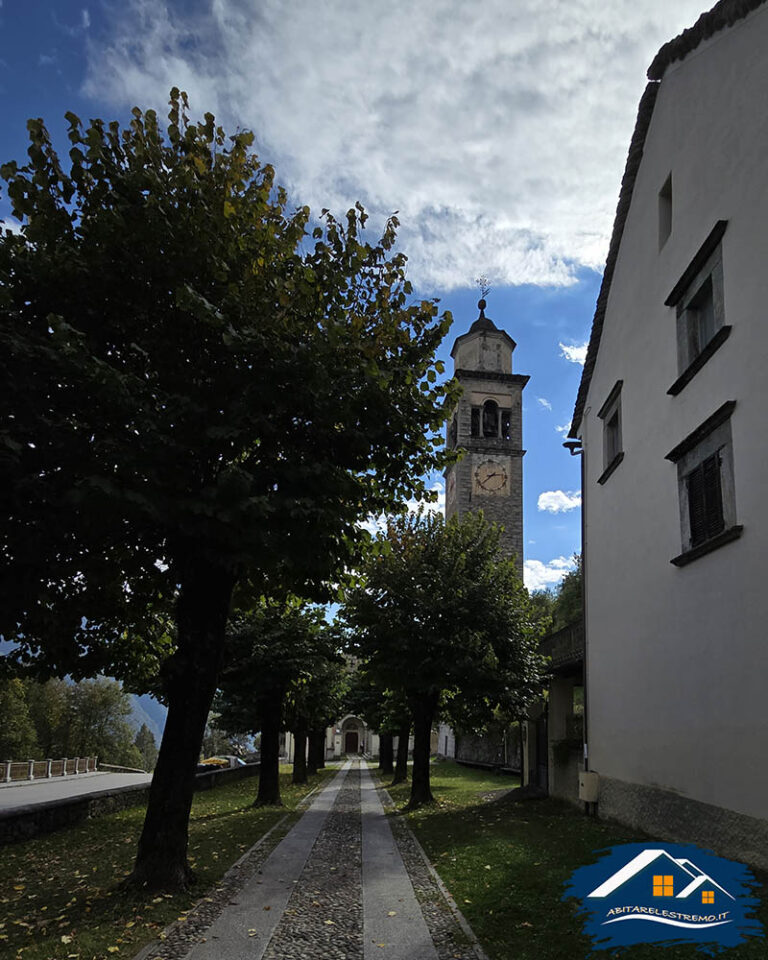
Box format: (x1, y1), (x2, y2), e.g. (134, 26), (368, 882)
(0, 90), (458, 888)
(217, 598), (339, 801)
(344, 510), (547, 806)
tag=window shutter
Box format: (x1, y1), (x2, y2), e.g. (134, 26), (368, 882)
(688, 453), (724, 547)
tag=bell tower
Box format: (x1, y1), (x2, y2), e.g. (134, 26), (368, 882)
(444, 298), (529, 577)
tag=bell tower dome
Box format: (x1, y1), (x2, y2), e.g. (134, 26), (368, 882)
(444, 299), (529, 576)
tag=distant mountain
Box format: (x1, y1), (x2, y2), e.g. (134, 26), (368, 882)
(128, 694), (167, 743)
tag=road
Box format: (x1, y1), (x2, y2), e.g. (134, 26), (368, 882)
(0, 771), (152, 811)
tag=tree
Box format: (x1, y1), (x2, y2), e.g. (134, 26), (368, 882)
(287, 652), (345, 783)
(345, 510), (547, 807)
(0, 92), (458, 888)
(343, 667), (407, 780)
(134, 724), (159, 771)
(551, 555), (583, 631)
(201, 712), (247, 759)
(0, 678), (39, 759)
(216, 599), (334, 804)
(18, 675), (143, 765)
(25, 678), (68, 756)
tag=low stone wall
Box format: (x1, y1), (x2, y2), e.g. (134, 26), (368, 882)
(194, 762), (260, 791)
(455, 728), (522, 772)
(598, 774), (768, 872)
(0, 762), (260, 846)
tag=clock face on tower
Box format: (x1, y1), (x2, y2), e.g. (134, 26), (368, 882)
(473, 460), (509, 496)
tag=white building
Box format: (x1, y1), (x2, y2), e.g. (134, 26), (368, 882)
(570, 0), (768, 867)
(281, 715), (379, 762)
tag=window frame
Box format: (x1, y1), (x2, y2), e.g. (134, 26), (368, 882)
(666, 221), (731, 396)
(665, 401), (743, 566)
(596, 380), (624, 485)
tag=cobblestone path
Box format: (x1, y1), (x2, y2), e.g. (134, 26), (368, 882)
(151, 761), (481, 960)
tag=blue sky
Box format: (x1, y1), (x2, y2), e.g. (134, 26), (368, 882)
(0, 0), (710, 589)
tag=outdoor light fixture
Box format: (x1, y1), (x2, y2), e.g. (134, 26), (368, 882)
(563, 439), (583, 456)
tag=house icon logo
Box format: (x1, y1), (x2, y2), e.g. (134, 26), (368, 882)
(563, 842), (763, 952)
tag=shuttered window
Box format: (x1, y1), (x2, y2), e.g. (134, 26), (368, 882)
(687, 452), (724, 547)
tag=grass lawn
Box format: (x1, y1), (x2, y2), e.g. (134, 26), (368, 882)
(0, 764), (335, 960)
(385, 759), (768, 960)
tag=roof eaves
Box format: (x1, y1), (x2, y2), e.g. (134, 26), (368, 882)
(648, 0), (767, 80)
(569, 0), (767, 440)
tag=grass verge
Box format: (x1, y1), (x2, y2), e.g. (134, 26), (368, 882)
(0, 764), (335, 960)
(385, 759), (768, 960)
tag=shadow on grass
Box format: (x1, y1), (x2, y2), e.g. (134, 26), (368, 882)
(398, 789), (768, 960)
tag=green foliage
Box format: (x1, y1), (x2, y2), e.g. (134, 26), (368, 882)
(18, 676), (143, 766)
(134, 723), (159, 771)
(345, 510), (548, 724)
(343, 666), (410, 733)
(528, 589), (554, 633)
(216, 599), (338, 735)
(0, 677), (39, 759)
(551, 554), (582, 632)
(0, 88), (459, 683)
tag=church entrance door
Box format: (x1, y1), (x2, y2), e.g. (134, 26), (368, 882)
(344, 731), (359, 754)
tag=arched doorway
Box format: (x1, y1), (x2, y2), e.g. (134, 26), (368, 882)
(339, 714), (365, 756)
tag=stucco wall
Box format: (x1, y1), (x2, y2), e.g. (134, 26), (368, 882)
(581, 5), (768, 825)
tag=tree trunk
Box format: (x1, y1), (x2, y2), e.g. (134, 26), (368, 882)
(256, 689), (284, 806)
(128, 558), (234, 891)
(308, 728), (324, 774)
(379, 731), (394, 775)
(408, 693), (438, 808)
(292, 723), (308, 785)
(391, 719), (410, 785)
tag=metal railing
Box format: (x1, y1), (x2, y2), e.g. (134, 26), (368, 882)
(1, 757), (98, 783)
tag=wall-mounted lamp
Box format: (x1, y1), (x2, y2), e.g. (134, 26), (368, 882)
(563, 439), (583, 456)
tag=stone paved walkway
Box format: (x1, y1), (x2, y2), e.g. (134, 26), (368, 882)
(139, 760), (482, 960)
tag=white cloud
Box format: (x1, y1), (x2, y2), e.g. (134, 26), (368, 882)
(559, 341), (588, 365)
(82, 9), (91, 29)
(537, 397), (552, 411)
(361, 480), (445, 538)
(405, 480), (446, 518)
(82, 0), (708, 291)
(537, 490), (581, 513)
(555, 422), (571, 436)
(524, 555), (575, 591)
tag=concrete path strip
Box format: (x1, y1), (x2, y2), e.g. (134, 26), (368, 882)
(185, 760), (351, 960)
(360, 762), (438, 960)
